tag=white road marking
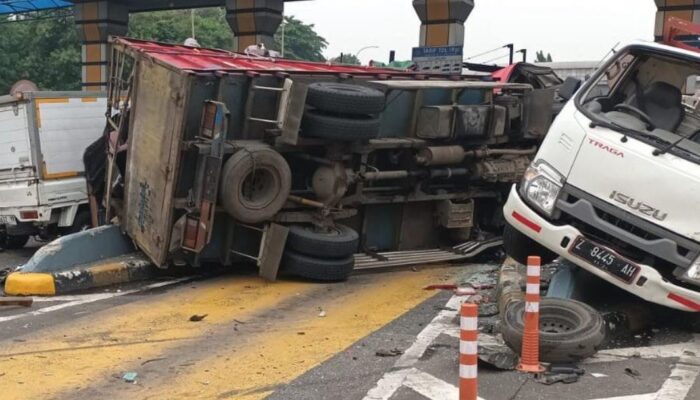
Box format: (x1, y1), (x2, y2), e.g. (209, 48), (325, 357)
(654, 354), (700, 400)
(363, 295), (461, 400)
(395, 295), (461, 368)
(402, 368), (459, 400)
(363, 292), (700, 400)
(586, 336), (700, 364)
(0, 278), (189, 323)
(591, 395), (654, 400)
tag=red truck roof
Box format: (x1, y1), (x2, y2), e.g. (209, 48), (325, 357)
(112, 37), (415, 76)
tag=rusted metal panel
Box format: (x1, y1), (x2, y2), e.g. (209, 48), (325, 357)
(123, 61), (189, 266)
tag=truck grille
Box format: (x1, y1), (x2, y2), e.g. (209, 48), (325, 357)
(555, 185), (699, 269)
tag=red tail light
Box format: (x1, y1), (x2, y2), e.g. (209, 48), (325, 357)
(20, 210), (39, 220)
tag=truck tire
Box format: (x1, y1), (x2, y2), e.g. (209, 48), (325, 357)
(4, 235), (29, 250)
(64, 210), (92, 235)
(503, 222), (557, 265)
(302, 110), (380, 141)
(287, 224), (359, 259)
(502, 298), (606, 363)
(306, 83), (386, 115)
(282, 250), (355, 282)
(220, 148), (292, 224)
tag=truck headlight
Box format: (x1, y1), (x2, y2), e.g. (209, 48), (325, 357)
(684, 261), (700, 284)
(519, 161), (565, 216)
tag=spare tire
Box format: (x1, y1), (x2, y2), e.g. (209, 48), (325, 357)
(501, 298), (606, 363)
(282, 250), (355, 282)
(302, 110), (380, 141)
(287, 224), (359, 259)
(220, 147), (292, 224)
(307, 82), (386, 115)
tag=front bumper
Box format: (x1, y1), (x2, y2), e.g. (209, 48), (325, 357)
(504, 186), (700, 312)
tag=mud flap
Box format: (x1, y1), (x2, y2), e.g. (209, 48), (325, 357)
(258, 223), (290, 281)
(230, 223), (289, 281)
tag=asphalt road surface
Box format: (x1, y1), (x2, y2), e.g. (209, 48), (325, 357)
(0, 245), (699, 400)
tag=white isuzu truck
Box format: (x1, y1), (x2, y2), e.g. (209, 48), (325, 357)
(0, 91), (106, 249)
(504, 36), (700, 311)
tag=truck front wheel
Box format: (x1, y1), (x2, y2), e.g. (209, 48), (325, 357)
(503, 222), (557, 265)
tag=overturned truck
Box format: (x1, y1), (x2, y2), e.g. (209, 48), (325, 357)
(96, 38), (552, 281)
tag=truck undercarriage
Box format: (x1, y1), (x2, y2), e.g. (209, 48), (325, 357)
(90, 37), (552, 280)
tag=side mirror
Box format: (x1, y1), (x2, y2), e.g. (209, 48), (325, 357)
(558, 77), (583, 101)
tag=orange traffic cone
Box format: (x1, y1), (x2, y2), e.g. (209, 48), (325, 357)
(460, 302), (478, 400)
(517, 255), (545, 373)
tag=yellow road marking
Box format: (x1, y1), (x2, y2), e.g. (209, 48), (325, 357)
(139, 268), (454, 399)
(0, 275), (315, 400)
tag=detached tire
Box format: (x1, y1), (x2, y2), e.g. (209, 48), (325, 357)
(220, 147), (292, 224)
(502, 298), (606, 363)
(302, 110), (380, 141)
(282, 250), (355, 282)
(3, 235), (29, 250)
(287, 224), (359, 259)
(503, 222), (557, 265)
(307, 82), (386, 115)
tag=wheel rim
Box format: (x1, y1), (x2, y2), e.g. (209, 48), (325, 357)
(538, 309), (581, 334)
(239, 167), (279, 210)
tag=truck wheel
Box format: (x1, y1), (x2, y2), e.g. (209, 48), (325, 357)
(4, 235), (29, 249)
(64, 210), (92, 235)
(302, 110), (380, 141)
(287, 224), (359, 259)
(220, 148), (292, 224)
(306, 82), (386, 115)
(502, 298), (606, 363)
(503, 222), (557, 265)
(282, 250), (355, 282)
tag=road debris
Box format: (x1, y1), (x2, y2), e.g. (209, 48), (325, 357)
(624, 367), (642, 379)
(189, 314), (208, 322)
(375, 348), (403, 357)
(535, 372), (580, 385)
(0, 297), (33, 307)
(141, 357), (167, 366)
(122, 372), (138, 383)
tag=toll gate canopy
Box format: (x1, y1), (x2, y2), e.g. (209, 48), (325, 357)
(0, 0), (73, 14)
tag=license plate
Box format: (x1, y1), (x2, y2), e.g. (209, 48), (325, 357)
(570, 237), (640, 284)
(0, 215), (16, 226)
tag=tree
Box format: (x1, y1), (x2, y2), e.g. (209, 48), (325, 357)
(330, 53), (361, 65)
(128, 8), (232, 50)
(0, 15), (80, 93)
(274, 16), (327, 61)
(535, 50), (553, 63)
(0, 10), (328, 93)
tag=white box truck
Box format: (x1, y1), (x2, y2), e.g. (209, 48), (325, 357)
(503, 36), (700, 311)
(0, 91), (106, 249)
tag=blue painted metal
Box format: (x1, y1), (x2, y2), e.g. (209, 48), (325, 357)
(546, 260), (581, 299)
(20, 225), (137, 273)
(0, 0), (73, 15)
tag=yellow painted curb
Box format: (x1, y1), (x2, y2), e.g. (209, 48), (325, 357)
(90, 262), (130, 287)
(5, 273), (56, 296)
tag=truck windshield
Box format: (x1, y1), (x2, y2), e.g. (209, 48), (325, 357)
(576, 46), (700, 163)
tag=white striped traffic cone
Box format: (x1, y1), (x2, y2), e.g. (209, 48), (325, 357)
(460, 302), (478, 400)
